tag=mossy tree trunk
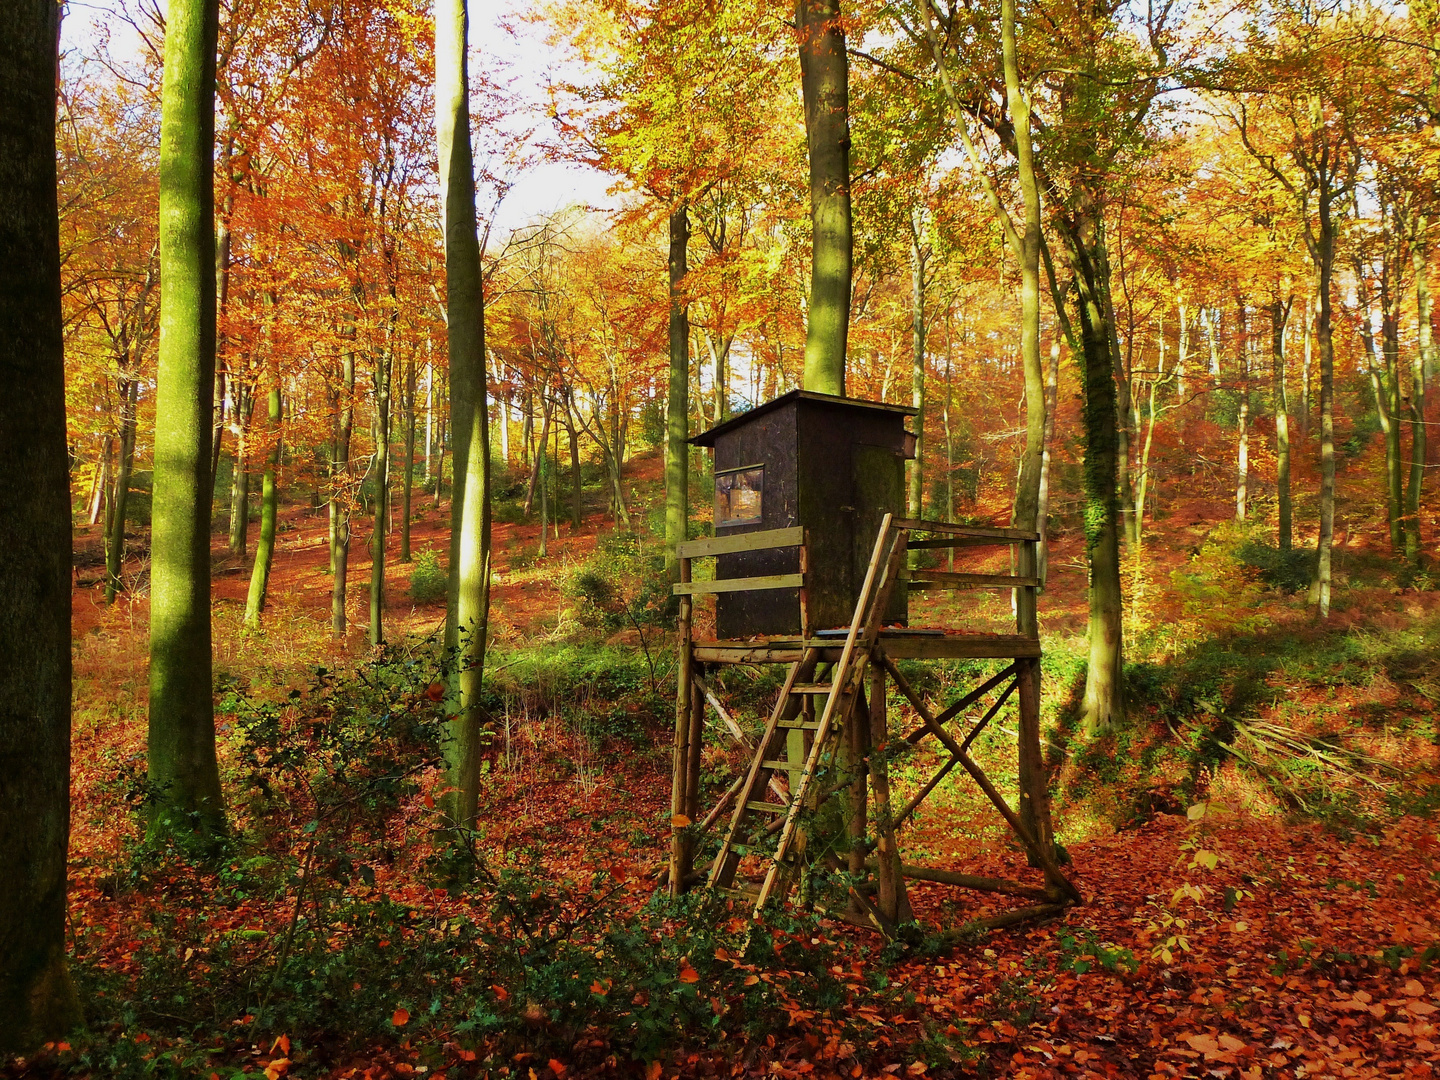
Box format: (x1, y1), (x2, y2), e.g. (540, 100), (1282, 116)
(1056, 204), (1125, 735)
(1406, 214), (1430, 566)
(797, 0), (851, 396)
(665, 205), (689, 580)
(401, 350), (416, 562)
(1235, 299), (1249, 522)
(0, 0), (84, 1051)
(227, 383), (251, 556)
(149, 0), (225, 836)
(438, 0), (493, 827)
(907, 208), (926, 521)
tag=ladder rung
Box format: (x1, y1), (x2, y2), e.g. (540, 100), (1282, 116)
(715, 885), (761, 899)
(789, 683), (835, 694)
(761, 759), (797, 770)
(777, 718), (822, 730)
(745, 800), (789, 814)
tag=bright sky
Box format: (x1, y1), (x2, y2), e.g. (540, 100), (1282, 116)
(57, 0), (618, 238)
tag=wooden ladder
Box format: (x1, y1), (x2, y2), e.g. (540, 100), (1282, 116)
(707, 513), (909, 918)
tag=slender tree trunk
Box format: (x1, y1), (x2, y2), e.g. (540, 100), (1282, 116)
(331, 349), (354, 637)
(1315, 228), (1338, 619)
(1407, 216), (1430, 565)
(564, 393), (582, 528)
(1098, 241), (1136, 549)
(1301, 271), (1315, 439)
(424, 355), (435, 480)
(665, 205), (690, 579)
(228, 385), (250, 556)
(522, 400), (552, 515)
(439, 0), (493, 827)
(243, 377), (280, 628)
(149, 0), (224, 836)
(538, 431), (549, 558)
(1272, 297), (1293, 551)
(89, 433), (113, 526)
(370, 354), (390, 646)
(908, 209), (926, 521)
(1037, 338), (1059, 585)
(1382, 275), (1405, 553)
(105, 378), (138, 602)
(0, 0), (84, 1048)
(797, 0), (851, 395)
(401, 351), (416, 561)
(1235, 300), (1249, 523)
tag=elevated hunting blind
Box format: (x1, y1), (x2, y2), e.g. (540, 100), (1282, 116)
(668, 392), (1082, 937)
(690, 390), (915, 638)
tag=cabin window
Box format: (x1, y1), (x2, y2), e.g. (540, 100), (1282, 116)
(715, 465), (764, 527)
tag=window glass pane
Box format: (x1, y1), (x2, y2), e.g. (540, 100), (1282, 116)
(715, 465), (763, 526)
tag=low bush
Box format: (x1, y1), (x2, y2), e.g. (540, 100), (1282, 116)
(408, 549), (447, 603)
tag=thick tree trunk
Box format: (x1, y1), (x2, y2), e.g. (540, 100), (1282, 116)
(1407, 217), (1430, 565)
(370, 354), (390, 646)
(438, 0), (493, 827)
(1057, 206), (1124, 734)
(331, 349), (354, 637)
(665, 205), (689, 579)
(1272, 298), (1293, 551)
(243, 380), (280, 628)
(0, 0), (84, 1050)
(105, 378), (138, 602)
(149, 0), (224, 836)
(1098, 242), (1136, 549)
(796, 0), (851, 395)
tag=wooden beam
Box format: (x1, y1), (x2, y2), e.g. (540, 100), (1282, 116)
(906, 535), (1018, 550)
(868, 860), (1050, 901)
(677, 526), (805, 559)
(674, 573), (804, 595)
(893, 517), (1039, 541)
(904, 570), (1041, 589)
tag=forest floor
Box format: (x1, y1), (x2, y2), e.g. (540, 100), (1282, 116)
(15, 448), (1440, 1079)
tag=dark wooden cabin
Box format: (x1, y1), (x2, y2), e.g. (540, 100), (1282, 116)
(690, 390), (917, 638)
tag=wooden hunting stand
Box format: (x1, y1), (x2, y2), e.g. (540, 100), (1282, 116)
(668, 393), (1081, 935)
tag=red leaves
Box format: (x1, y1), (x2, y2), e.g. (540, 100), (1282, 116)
(391, 1007), (409, 1028)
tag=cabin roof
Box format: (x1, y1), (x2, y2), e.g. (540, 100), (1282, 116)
(689, 390), (917, 447)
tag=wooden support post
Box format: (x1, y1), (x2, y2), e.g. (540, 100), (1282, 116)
(670, 556), (694, 896)
(685, 676), (704, 823)
(868, 663), (912, 924)
(1014, 536), (1047, 862)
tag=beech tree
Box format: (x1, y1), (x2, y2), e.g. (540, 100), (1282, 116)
(0, 0), (83, 1051)
(149, 0), (225, 834)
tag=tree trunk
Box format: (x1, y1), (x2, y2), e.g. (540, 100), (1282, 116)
(149, 0), (224, 836)
(370, 354), (390, 646)
(1407, 216), (1430, 566)
(1235, 300), (1249, 523)
(1315, 228), (1338, 619)
(564, 393), (582, 528)
(228, 385), (250, 556)
(1098, 241), (1136, 549)
(105, 378), (138, 602)
(1272, 297), (1293, 551)
(797, 0), (851, 395)
(665, 205), (689, 579)
(1037, 338), (1059, 585)
(438, 0), (493, 827)
(1381, 269), (1404, 553)
(401, 350), (416, 562)
(89, 433), (112, 526)
(908, 209), (926, 521)
(0, 0), (84, 1049)
(243, 379), (280, 628)
(331, 348), (354, 637)
(1056, 205), (1124, 734)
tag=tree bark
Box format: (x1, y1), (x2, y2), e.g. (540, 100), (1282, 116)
(243, 378), (280, 628)
(438, 0), (493, 827)
(105, 378), (138, 602)
(331, 348), (354, 637)
(797, 0), (851, 395)
(1272, 297), (1293, 551)
(1056, 205), (1124, 734)
(227, 384), (250, 556)
(665, 205), (689, 579)
(0, 0), (84, 1049)
(370, 353), (390, 646)
(149, 0), (224, 836)
(908, 208), (926, 522)
(1407, 215), (1430, 566)
(401, 349), (416, 562)
(1235, 300), (1250, 523)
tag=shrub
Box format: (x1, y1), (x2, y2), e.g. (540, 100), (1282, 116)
(1237, 538), (1312, 594)
(409, 549), (447, 603)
